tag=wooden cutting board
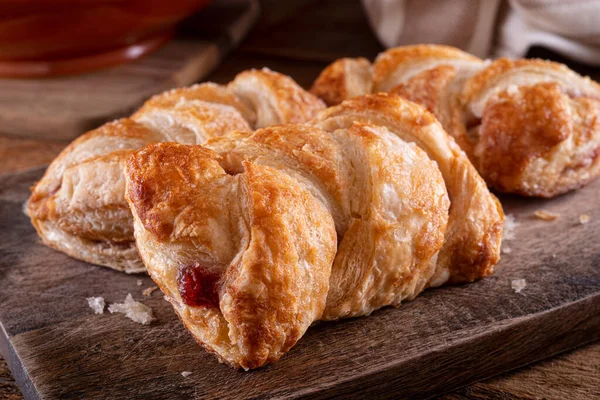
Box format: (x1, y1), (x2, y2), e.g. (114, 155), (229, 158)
(0, 168), (599, 400)
(0, 0), (259, 141)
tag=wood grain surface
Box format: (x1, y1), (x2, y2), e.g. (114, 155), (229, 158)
(1, 167), (599, 399)
(0, 0), (599, 399)
(444, 342), (600, 399)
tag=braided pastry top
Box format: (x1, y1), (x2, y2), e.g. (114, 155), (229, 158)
(311, 44), (600, 197)
(124, 93), (503, 369)
(27, 68), (326, 273)
(27, 65), (504, 370)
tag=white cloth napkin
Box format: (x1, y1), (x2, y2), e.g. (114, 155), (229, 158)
(362, 0), (600, 65)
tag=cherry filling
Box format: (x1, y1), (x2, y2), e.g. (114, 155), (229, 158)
(176, 263), (221, 308)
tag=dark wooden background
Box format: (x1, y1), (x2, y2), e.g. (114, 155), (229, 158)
(1, 1), (599, 399)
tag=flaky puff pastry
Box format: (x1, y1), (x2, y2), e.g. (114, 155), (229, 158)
(124, 118), (449, 367)
(27, 119), (161, 272)
(460, 59), (600, 197)
(205, 123), (449, 319)
(312, 94), (504, 285)
(311, 44), (600, 197)
(229, 68), (326, 128)
(27, 70), (325, 272)
(311, 45), (483, 159)
(125, 143), (337, 369)
(310, 57), (373, 107)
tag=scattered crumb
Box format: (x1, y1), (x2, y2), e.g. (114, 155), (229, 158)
(511, 279), (527, 294)
(501, 214), (518, 255)
(503, 214), (519, 241)
(136, 279), (143, 286)
(142, 286), (159, 297)
(552, 254), (557, 258)
(181, 371), (192, 378)
(534, 210), (559, 221)
(22, 200), (30, 217)
(108, 294), (155, 325)
(579, 214), (591, 225)
(87, 297), (106, 314)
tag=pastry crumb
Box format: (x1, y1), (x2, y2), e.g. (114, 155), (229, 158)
(501, 214), (518, 254)
(503, 214), (519, 241)
(136, 279), (143, 286)
(22, 200), (30, 217)
(579, 214), (591, 224)
(108, 294), (155, 325)
(534, 210), (559, 221)
(181, 371), (192, 378)
(87, 297), (105, 314)
(511, 279), (527, 294)
(142, 286), (159, 297)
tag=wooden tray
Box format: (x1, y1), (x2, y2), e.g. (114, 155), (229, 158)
(0, 0), (259, 141)
(0, 168), (598, 399)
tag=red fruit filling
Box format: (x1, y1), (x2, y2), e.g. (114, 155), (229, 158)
(176, 263), (221, 308)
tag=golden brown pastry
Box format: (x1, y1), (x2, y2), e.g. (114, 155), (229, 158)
(125, 117), (451, 367)
(228, 68), (326, 128)
(311, 93), (504, 285)
(28, 62), (505, 370)
(125, 142), (337, 369)
(27, 70), (325, 272)
(311, 44), (600, 197)
(131, 84), (254, 144)
(136, 82), (257, 127)
(310, 57), (373, 107)
(375, 45), (482, 152)
(204, 122), (450, 319)
(459, 59), (600, 196)
(27, 119), (160, 272)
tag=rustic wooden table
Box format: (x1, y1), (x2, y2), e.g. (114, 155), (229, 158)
(1, 1), (598, 399)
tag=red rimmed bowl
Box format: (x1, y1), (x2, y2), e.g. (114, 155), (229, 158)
(0, 0), (211, 77)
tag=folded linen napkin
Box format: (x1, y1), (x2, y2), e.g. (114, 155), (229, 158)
(362, 0), (600, 65)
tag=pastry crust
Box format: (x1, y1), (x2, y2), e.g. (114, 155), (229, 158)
(310, 57), (373, 106)
(137, 82), (257, 127)
(125, 143), (336, 369)
(229, 68), (326, 128)
(461, 58), (600, 196)
(27, 119), (160, 272)
(133, 99), (252, 144)
(312, 93), (504, 284)
(205, 122), (449, 319)
(311, 45), (600, 197)
(372, 44), (482, 94)
(28, 64), (507, 369)
(124, 116), (450, 367)
(27, 71), (322, 272)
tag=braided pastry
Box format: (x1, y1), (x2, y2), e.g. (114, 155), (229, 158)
(26, 69), (325, 273)
(27, 64), (503, 369)
(123, 94), (503, 369)
(311, 45), (600, 197)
